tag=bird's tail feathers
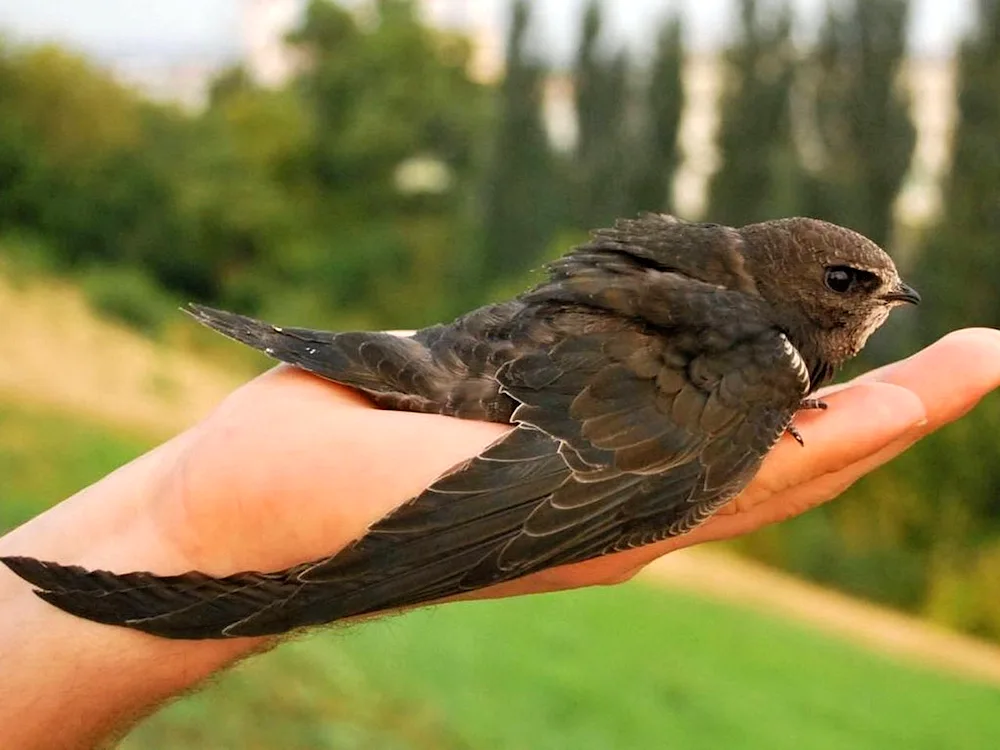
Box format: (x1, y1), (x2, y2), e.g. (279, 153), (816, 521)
(185, 303), (441, 405)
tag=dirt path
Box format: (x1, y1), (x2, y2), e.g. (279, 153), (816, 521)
(4, 274), (1000, 688)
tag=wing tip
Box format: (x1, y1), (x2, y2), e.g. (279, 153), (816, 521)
(1, 554), (280, 640)
(1, 556), (135, 627)
(1, 555), (66, 591)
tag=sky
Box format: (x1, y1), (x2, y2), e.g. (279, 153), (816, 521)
(0, 0), (977, 65)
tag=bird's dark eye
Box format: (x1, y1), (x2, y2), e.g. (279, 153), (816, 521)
(824, 267), (854, 293)
(824, 266), (879, 294)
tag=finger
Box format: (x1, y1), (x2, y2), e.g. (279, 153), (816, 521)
(660, 329), (1000, 548)
(748, 381), (926, 498)
(866, 328), (1000, 429)
(816, 328), (1000, 400)
(725, 329), (1000, 535)
(755, 428), (922, 524)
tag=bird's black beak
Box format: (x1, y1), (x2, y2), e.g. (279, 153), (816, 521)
(882, 281), (921, 305)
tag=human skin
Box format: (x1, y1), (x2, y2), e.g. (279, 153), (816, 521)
(1, 328), (999, 749)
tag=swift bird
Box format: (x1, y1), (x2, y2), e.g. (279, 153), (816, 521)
(1, 214), (920, 639)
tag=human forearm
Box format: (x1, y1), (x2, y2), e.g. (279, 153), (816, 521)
(0, 436), (266, 750)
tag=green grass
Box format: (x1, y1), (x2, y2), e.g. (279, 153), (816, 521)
(0, 401), (151, 532)
(123, 590), (1000, 750)
(3, 399), (999, 749)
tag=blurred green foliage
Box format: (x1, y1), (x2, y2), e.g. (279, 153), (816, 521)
(2, 400), (998, 748)
(0, 1), (491, 330)
(628, 11), (685, 215)
(803, 0), (916, 248)
(82, 266), (179, 336)
(478, 0), (566, 285)
(707, 0), (808, 225)
(0, 0), (999, 643)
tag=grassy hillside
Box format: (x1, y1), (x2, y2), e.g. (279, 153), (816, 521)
(0, 271), (250, 437)
(3, 400), (999, 749)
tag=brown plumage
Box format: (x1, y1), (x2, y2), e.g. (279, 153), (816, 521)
(1, 214), (919, 639)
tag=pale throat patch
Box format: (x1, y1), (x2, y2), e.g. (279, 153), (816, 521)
(855, 307), (892, 352)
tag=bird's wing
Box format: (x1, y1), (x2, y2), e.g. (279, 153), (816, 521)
(185, 303), (519, 421)
(461, 324), (811, 570)
(309, 325), (810, 603)
(569, 213), (761, 295)
(1, 317), (811, 639)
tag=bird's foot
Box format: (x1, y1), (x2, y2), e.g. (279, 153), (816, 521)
(786, 399), (826, 446)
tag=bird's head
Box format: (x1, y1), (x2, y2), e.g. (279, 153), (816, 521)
(739, 217), (920, 367)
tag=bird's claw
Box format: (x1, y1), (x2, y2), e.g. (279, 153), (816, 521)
(786, 423), (806, 447)
(787, 399), (826, 445)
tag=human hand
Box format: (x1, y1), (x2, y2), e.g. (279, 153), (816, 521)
(2, 329), (998, 750)
(142, 328), (1000, 604)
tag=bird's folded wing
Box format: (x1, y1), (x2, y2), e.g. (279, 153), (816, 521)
(0, 321), (810, 638)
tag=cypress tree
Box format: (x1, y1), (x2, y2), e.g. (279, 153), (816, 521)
(913, 0), (1000, 336)
(806, 0), (915, 247)
(572, 1), (632, 226)
(707, 0), (804, 226)
(479, 0), (561, 283)
(629, 14), (685, 214)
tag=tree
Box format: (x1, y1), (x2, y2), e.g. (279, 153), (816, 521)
(707, 0), (804, 226)
(628, 14), (685, 215)
(912, 0), (1000, 337)
(479, 0), (563, 285)
(572, 1), (632, 226)
(280, 0), (490, 326)
(0, 43), (182, 275)
(0, 3), (492, 329)
(289, 0), (485, 216)
(805, 0), (915, 247)
(898, 0), (1000, 637)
